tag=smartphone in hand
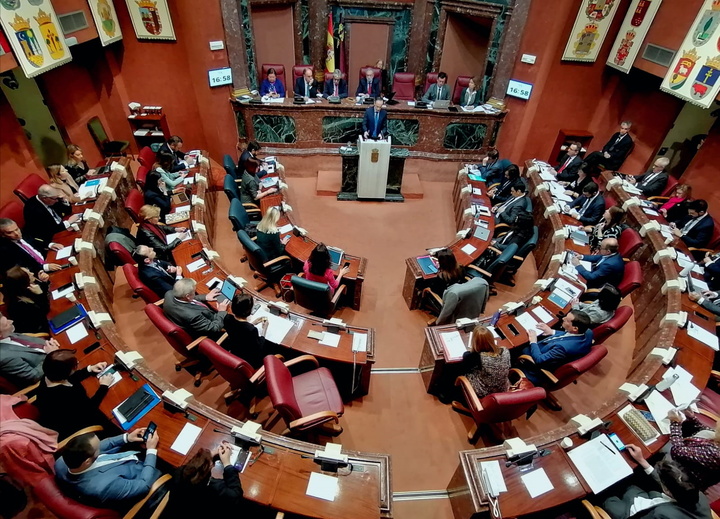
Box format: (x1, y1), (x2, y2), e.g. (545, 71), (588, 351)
(143, 422), (157, 442)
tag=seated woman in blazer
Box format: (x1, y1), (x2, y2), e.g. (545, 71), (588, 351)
(303, 243), (349, 296)
(65, 144), (96, 185)
(143, 171), (172, 220)
(461, 325), (511, 398)
(422, 248), (467, 315)
(47, 164), (81, 204)
(588, 206), (627, 252)
(658, 184), (692, 223)
(153, 151), (187, 190)
(560, 162), (592, 199)
(459, 76), (481, 108)
(2, 266), (50, 334)
(136, 204), (185, 263)
(255, 206), (289, 260)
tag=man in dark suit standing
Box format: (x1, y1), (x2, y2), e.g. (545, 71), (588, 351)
(294, 68), (319, 98)
(568, 182), (605, 226)
(23, 185), (81, 251)
(555, 141), (583, 182)
(162, 278), (228, 340)
(133, 245), (182, 298)
(324, 69), (348, 99)
(356, 67), (380, 98)
(0, 218), (60, 280)
(572, 237), (625, 289)
(493, 182), (532, 225)
(584, 121), (634, 172)
(672, 200), (714, 259)
(157, 136), (187, 173)
(628, 157), (670, 197)
(0, 315), (59, 387)
(362, 98), (388, 140)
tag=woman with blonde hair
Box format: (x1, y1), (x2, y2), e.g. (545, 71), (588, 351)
(135, 204), (185, 263)
(255, 206), (288, 260)
(65, 144), (96, 184)
(658, 184), (692, 223)
(461, 325), (511, 399)
(46, 164), (81, 203)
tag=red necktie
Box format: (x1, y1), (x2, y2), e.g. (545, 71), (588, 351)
(10, 335), (45, 349)
(17, 240), (44, 265)
(558, 157), (572, 174)
(334, 83), (338, 96)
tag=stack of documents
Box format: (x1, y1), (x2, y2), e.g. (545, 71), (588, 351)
(251, 306), (295, 343)
(567, 434), (632, 494)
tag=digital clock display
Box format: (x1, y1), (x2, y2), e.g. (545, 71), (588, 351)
(506, 79), (533, 100)
(208, 67), (233, 87)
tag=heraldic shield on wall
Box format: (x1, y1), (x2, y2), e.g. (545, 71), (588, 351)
(0, 0), (72, 78)
(563, 0), (622, 62)
(89, 0), (123, 46)
(125, 0), (176, 41)
(661, 0), (720, 108)
(607, 0), (663, 73)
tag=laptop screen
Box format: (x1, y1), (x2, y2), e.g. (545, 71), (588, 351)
(328, 247), (344, 267)
(221, 279), (237, 301)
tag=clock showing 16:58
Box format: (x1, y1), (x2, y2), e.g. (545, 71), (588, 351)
(208, 68), (233, 87)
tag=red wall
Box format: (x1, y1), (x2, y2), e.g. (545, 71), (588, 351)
(680, 121), (720, 216)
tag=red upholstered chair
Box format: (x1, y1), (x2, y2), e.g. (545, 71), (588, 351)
(452, 76), (472, 104)
(263, 354), (344, 436)
(393, 72), (416, 100)
(108, 242), (135, 267)
(604, 195), (617, 210)
(617, 261), (642, 298)
(123, 264), (160, 304)
(33, 477), (120, 519)
(618, 228), (643, 260)
(324, 71), (346, 82)
(260, 64), (287, 91)
(424, 72), (439, 93)
(359, 66), (382, 92)
(135, 165), (149, 189)
(137, 146), (156, 168)
(125, 189), (144, 223)
(13, 173), (47, 203)
(660, 175), (678, 198)
(452, 371), (547, 444)
(0, 200), (25, 228)
(592, 306), (634, 345)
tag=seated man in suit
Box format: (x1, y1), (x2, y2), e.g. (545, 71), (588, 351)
(422, 71), (450, 103)
(324, 69), (348, 99)
(555, 141), (583, 182)
(627, 157), (670, 197)
(362, 98), (388, 140)
(157, 135), (188, 173)
(0, 218), (60, 281)
(520, 311), (593, 384)
(572, 237), (625, 290)
(55, 428), (162, 510)
(603, 447), (709, 519)
(162, 278), (228, 340)
(702, 252), (720, 291)
(23, 185), (82, 251)
(568, 182), (605, 226)
(671, 200), (714, 257)
(295, 68), (319, 98)
(355, 67), (380, 98)
(0, 315), (59, 387)
(132, 245), (182, 298)
(584, 120), (634, 172)
(489, 164), (522, 205)
(688, 291), (720, 321)
(493, 181), (532, 226)
(476, 148), (512, 187)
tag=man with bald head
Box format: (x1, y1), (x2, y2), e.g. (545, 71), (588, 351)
(0, 218), (60, 280)
(571, 237), (625, 290)
(294, 67), (319, 98)
(23, 184), (81, 250)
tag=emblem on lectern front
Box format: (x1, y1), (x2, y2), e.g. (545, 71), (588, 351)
(371, 149), (379, 163)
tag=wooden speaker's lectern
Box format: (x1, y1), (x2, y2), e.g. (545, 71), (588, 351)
(357, 136), (391, 200)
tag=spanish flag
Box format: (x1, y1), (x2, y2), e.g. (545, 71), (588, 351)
(325, 13), (335, 73)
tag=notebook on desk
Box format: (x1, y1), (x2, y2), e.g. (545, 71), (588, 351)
(328, 246), (344, 269)
(171, 192), (189, 205)
(216, 278), (238, 304)
(433, 100), (451, 109)
(417, 255), (439, 275)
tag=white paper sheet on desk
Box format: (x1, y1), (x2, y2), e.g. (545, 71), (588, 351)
(205, 277), (222, 288)
(687, 322), (719, 351)
(671, 379), (701, 408)
(186, 258), (206, 273)
(677, 256), (704, 275)
(55, 246), (72, 260)
(473, 188), (482, 195)
(183, 177), (194, 185)
(515, 312), (539, 332)
(440, 331), (468, 359)
(66, 321), (88, 344)
(645, 390), (676, 434)
(279, 223), (294, 234)
(51, 285), (75, 300)
(479, 460), (507, 493)
(461, 244), (477, 255)
(691, 277), (709, 291)
(170, 423), (202, 455)
(306, 472), (339, 501)
(166, 231), (191, 245)
(539, 171), (556, 181)
(555, 278), (582, 298)
(531, 306), (554, 324)
(521, 468), (554, 498)
(643, 208), (660, 216)
(319, 332), (341, 348)
(567, 434), (632, 494)
(175, 205), (191, 214)
(407, 102), (415, 107)
(554, 193), (573, 203)
(352, 333), (367, 353)
(252, 308), (295, 344)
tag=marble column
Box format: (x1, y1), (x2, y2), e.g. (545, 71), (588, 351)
(308, 0), (328, 74)
(407, 0), (429, 75)
(490, 0), (531, 100)
(219, 0), (249, 89)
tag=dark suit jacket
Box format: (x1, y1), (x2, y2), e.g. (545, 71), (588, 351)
(157, 143), (186, 173)
(421, 83), (450, 102)
(0, 335), (46, 387)
(362, 107), (388, 138)
(143, 189), (172, 220)
(704, 258), (720, 291)
(495, 195), (532, 225)
(136, 224), (180, 264)
(356, 77), (380, 97)
(522, 330), (593, 380)
(23, 196), (71, 250)
(601, 132), (634, 170)
(576, 252), (625, 289)
(492, 178), (524, 205)
(294, 77), (319, 98)
(138, 260), (176, 298)
(570, 194), (605, 226)
(459, 87), (479, 107)
(0, 237), (45, 275)
(162, 291), (227, 340)
(323, 79), (348, 98)
(478, 158), (512, 187)
(634, 170), (669, 197)
(680, 214), (715, 249)
(555, 154), (583, 182)
(165, 465), (245, 518)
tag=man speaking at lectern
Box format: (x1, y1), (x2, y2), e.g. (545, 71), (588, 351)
(363, 99), (387, 140)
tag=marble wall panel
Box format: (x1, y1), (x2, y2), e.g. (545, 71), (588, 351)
(323, 116), (364, 143)
(387, 119), (420, 146)
(252, 115), (297, 143)
(239, 0), (259, 90)
(443, 122), (487, 149)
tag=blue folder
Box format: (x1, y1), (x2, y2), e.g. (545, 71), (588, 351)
(114, 384), (160, 431)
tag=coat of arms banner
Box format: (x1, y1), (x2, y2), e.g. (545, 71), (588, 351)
(660, 0), (720, 109)
(607, 0), (663, 73)
(88, 0), (122, 46)
(0, 0), (72, 78)
(125, 0), (175, 41)
(562, 0), (622, 62)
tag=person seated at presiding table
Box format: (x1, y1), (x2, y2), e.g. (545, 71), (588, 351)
(0, 218), (59, 281)
(488, 164), (522, 206)
(560, 162), (593, 199)
(142, 172), (172, 220)
(295, 67), (319, 98)
(324, 69), (348, 99)
(688, 290), (720, 321)
(153, 152), (187, 190)
(476, 148), (511, 187)
(163, 278), (228, 341)
(2, 266), (50, 334)
(157, 135), (188, 173)
(46, 164), (81, 204)
(422, 71), (450, 103)
(65, 144), (97, 185)
(519, 311), (593, 384)
(259, 67), (286, 98)
(363, 98), (387, 140)
(588, 207), (627, 252)
(571, 238), (625, 290)
(35, 350), (113, 440)
(223, 293), (274, 369)
(666, 408), (720, 491)
(567, 182), (605, 226)
(132, 245), (183, 298)
(657, 184), (692, 223)
(492, 181), (531, 226)
(583, 121), (634, 172)
(23, 184), (82, 251)
(0, 315), (59, 388)
(55, 428), (162, 510)
(459, 325), (511, 399)
(255, 206), (290, 260)
(356, 67), (380, 98)
(570, 284), (621, 326)
(602, 446), (709, 519)
(303, 243), (350, 296)
(491, 211), (534, 251)
(135, 205), (184, 264)
(555, 141), (583, 183)
(163, 444), (250, 518)
(627, 157), (670, 197)
(671, 200), (714, 257)
(459, 76), (481, 108)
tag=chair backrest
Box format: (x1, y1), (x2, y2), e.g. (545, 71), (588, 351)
(123, 264), (161, 304)
(13, 173), (47, 203)
(325, 71), (346, 82)
(604, 195), (617, 210)
(424, 72), (439, 92)
(0, 200), (25, 228)
(513, 227), (539, 264)
(709, 219), (720, 250)
(222, 154), (237, 178)
(550, 345), (608, 391)
(260, 63), (287, 89)
(198, 338), (255, 391)
(618, 228), (643, 259)
(125, 189), (144, 223)
(87, 117), (109, 153)
(660, 175), (678, 198)
(452, 76), (472, 104)
(229, 198), (250, 232)
(393, 72), (416, 101)
(223, 174), (239, 203)
(136, 165), (149, 189)
(34, 476), (120, 519)
(108, 242), (134, 266)
(474, 387), (547, 424)
(237, 230), (270, 276)
(359, 66), (381, 91)
(293, 65), (312, 84)
(618, 261), (642, 297)
(291, 275), (334, 317)
(437, 276), (490, 325)
(144, 304), (195, 359)
(592, 306), (633, 345)
(486, 243), (519, 280)
(264, 354), (302, 423)
(138, 146), (156, 167)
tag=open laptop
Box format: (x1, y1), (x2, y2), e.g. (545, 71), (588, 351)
(216, 278), (238, 304)
(433, 99), (451, 109)
(327, 246), (344, 270)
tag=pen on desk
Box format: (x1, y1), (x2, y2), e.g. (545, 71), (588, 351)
(601, 440), (616, 455)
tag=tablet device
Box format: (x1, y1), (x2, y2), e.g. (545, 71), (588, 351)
(328, 246), (344, 269)
(216, 278), (237, 304)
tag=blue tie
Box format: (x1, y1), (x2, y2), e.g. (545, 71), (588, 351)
(374, 112), (379, 137)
